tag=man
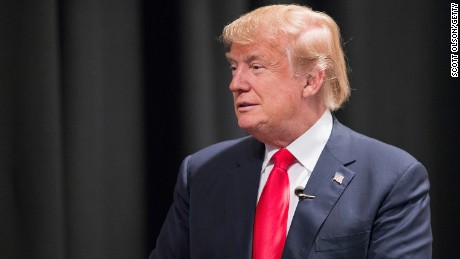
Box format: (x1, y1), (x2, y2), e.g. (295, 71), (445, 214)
(150, 4), (432, 258)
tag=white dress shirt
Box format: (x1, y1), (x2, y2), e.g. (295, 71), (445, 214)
(257, 110), (333, 234)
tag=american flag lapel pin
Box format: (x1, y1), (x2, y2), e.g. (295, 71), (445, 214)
(333, 172), (344, 185)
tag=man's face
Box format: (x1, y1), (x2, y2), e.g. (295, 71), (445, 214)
(226, 42), (307, 143)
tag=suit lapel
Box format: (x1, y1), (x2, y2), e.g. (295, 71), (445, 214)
(283, 119), (357, 258)
(223, 138), (264, 259)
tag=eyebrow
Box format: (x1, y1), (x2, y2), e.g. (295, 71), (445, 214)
(225, 53), (267, 64)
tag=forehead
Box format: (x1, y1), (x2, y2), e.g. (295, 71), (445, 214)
(225, 42), (285, 62)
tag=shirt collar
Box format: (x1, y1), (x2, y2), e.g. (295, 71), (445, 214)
(262, 110), (333, 172)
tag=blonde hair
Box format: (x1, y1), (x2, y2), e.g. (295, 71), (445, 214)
(221, 4), (350, 110)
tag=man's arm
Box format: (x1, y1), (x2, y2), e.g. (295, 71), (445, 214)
(368, 161), (432, 258)
(149, 156), (191, 259)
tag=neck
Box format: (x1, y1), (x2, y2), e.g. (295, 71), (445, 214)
(254, 107), (328, 148)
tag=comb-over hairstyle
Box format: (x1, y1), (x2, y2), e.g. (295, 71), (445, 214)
(221, 4), (350, 111)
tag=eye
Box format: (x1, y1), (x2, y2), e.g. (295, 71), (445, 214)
(250, 63), (265, 72)
(228, 64), (237, 75)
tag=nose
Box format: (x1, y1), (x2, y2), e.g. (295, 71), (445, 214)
(229, 68), (251, 93)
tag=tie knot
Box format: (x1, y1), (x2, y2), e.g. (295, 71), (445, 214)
(272, 148), (296, 170)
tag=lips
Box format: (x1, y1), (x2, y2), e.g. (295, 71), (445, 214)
(236, 101), (258, 111)
(238, 102), (254, 108)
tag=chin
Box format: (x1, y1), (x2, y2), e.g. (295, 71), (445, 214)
(237, 120), (256, 133)
(237, 122), (252, 132)
(237, 120), (264, 136)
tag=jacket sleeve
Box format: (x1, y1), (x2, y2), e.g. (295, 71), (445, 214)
(367, 161), (432, 258)
(149, 156), (192, 259)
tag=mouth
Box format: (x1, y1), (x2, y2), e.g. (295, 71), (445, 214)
(236, 101), (257, 111)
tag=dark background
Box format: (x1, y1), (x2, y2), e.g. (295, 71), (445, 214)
(1, 0), (458, 258)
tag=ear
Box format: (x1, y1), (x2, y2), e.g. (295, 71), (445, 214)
(302, 69), (325, 98)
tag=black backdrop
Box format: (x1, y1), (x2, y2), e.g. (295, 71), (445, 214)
(1, 0), (458, 258)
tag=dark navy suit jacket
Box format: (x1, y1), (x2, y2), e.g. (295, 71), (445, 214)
(150, 119), (432, 258)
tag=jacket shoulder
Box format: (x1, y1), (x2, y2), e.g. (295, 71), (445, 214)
(184, 136), (263, 175)
(335, 121), (420, 166)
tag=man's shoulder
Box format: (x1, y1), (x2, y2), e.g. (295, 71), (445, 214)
(193, 135), (255, 156)
(333, 120), (419, 164)
(186, 136), (262, 166)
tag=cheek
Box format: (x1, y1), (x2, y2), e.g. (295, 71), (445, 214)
(269, 88), (302, 114)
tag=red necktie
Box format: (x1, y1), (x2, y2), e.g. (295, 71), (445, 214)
(253, 148), (296, 259)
